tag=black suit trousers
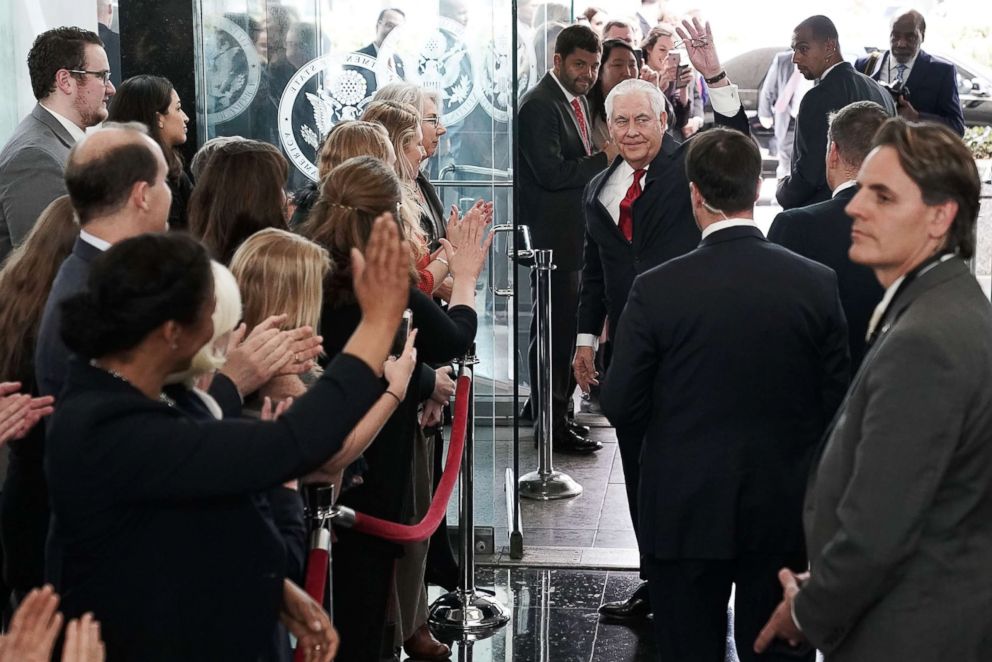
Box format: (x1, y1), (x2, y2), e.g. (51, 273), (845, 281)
(644, 553), (811, 662)
(331, 534), (394, 662)
(528, 268), (580, 433)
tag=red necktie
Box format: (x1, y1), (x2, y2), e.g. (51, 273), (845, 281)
(571, 98), (589, 153)
(618, 169), (646, 242)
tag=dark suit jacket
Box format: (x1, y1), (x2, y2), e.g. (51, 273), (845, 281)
(855, 49), (965, 135)
(576, 104), (750, 338)
(35, 237), (242, 414)
(0, 104), (76, 260)
(768, 186), (884, 368)
(795, 257), (992, 661)
(601, 226), (850, 559)
(776, 63), (896, 210)
(356, 42), (405, 79)
(45, 354), (383, 660)
(518, 72), (609, 272)
(416, 170), (445, 252)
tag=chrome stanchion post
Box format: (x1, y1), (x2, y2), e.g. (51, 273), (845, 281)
(519, 249), (583, 500)
(429, 349), (509, 638)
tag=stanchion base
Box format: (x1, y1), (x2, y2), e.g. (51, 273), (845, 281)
(428, 590), (510, 639)
(518, 470), (583, 500)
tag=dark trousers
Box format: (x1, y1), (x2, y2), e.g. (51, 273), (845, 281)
(528, 268), (580, 434)
(331, 535), (394, 662)
(614, 424), (646, 581)
(644, 553), (811, 662)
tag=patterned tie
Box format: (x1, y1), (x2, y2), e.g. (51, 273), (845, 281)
(618, 169), (646, 242)
(895, 63), (907, 83)
(571, 98), (589, 153)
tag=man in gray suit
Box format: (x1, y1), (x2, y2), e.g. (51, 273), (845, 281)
(755, 119), (992, 661)
(0, 27), (115, 261)
(758, 51), (811, 180)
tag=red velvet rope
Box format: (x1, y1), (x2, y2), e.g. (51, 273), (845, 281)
(349, 374), (471, 543)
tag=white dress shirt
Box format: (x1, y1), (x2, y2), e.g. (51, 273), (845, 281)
(700, 217), (759, 240)
(832, 179), (857, 198)
(817, 61), (845, 86)
(79, 229), (111, 251)
(39, 103), (86, 143)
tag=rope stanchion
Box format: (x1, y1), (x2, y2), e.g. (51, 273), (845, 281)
(346, 374), (471, 543)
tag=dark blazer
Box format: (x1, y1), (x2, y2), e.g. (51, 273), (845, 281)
(0, 104), (76, 260)
(601, 226), (850, 559)
(768, 186), (884, 368)
(416, 170), (445, 252)
(577, 104), (750, 338)
(35, 236), (242, 414)
(45, 354), (383, 660)
(320, 288), (476, 556)
(856, 49), (965, 135)
(518, 72), (609, 272)
(795, 257), (992, 661)
(356, 42), (405, 79)
(776, 63), (896, 210)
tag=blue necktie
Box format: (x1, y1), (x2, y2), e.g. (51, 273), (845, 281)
(895, 64), (907, 83)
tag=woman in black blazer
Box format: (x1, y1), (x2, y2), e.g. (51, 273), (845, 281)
(300, 155), (492, 662)
(45, 225), (411, 662)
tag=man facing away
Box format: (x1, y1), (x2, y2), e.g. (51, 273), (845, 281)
(769, 101), (888, 369)
(0, 27), (115, 261)
(602, 126), (849, 662)
(756, 119), (992, 662)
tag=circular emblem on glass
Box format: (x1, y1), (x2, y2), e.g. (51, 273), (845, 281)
(473, 30), (529, 123)
(382, 18), (478, 125)
(203, 16), (262, 124)
(278, 52), (399, 181)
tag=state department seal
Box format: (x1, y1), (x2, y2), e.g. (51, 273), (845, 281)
(278, 52), (399, 181)
(203, 15), (262, 124)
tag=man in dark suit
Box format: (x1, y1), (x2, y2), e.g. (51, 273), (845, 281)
(756, 120), (992, 662)
(574, 18), (751, 621)
(855, 10), (964, 135)
(776, 15), (895, 210)
(769, 101), (888, 368)
(356, 7), (406, 79)
(602, 127), (849, 661)
(0, 27), (115, 261)
(518, 24), (618, 453)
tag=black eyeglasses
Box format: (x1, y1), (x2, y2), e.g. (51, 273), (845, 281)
(422, 114), (443, 127)
(67, 69), (113, 85)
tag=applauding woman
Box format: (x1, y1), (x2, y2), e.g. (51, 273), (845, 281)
(45, 221), (410, 661)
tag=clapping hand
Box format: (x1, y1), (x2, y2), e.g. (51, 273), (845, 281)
(221, 316), (323, 395)
(0, 382), (54, 446)
(439, 206), (494, 282)
(0, 585), (106, 662)
(445, 200), (493, 250)
(676, 17), (723, 81)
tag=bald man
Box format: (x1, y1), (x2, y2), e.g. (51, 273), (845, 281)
(855, 9), (964, 135)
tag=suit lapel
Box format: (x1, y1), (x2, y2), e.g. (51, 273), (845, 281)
(903, 50), (930, 93)
(630, 139), (679, 247)
(31, 103), (76, 149)
(540, 72), (590, 156)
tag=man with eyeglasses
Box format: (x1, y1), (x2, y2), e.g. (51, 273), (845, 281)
(0, 27), (116, 260)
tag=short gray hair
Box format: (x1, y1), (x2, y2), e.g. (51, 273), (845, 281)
(373, 82), (442, 118)
(605, 79), (665, 119)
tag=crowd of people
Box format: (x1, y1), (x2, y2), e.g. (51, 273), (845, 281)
(0, 4), (989, 662)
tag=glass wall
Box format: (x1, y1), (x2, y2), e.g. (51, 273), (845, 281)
(192, 0), (522, 531)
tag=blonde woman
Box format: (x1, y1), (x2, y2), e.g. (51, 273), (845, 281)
(229, 227), (417, 487)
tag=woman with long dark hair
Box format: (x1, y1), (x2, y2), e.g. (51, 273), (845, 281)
(586, 38), (640, 148)
(107, 75), (192, 230)
(45, 224), (410, 661)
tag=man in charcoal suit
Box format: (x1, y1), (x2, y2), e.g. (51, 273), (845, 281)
(756, 120), (992, 662)
(768, 101), (888, 369)
(602, 126), (849, 661)
(776, 15), (895, 210)
(518, 24), (619, 453)
(855, 9), (964, 136)
(0, 27), (115, 261)
(574, 18), (751, 621)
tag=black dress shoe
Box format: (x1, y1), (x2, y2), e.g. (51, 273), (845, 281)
(553, 428), (602, 454)
(566, 420), (590, 436)
(598, 584), (652, 621)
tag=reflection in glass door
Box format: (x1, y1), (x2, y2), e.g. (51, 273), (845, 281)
(192, 0), (523, 542)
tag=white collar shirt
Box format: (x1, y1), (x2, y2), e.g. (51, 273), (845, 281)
(701, 217), (759, 240)
(39, 103), (86, 143)
(598, 160), (651, 225)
